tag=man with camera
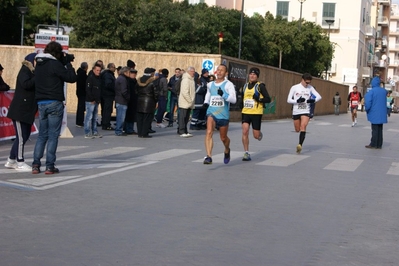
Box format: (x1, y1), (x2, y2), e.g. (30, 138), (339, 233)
(32, 41), (77, 174)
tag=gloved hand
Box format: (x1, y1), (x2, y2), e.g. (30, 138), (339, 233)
(217, 88), (223, 97)
(253, 93), (260, 102)
(306, 98), (315, 103)
(202, 103), (209, 109)
(297, 96), (305, 103)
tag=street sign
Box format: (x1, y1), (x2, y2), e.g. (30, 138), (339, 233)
(202, 59), (214, 73)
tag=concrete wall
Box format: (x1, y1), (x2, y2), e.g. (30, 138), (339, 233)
(0, 45), (349, 121)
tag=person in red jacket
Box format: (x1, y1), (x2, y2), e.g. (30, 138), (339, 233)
(348, 85), (362, 127)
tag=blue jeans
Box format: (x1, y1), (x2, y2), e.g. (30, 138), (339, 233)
(115, 103), (127, 135)
(33, 101), (64, 168)
(168, 95), (178, 125)
(84, 102), (99, 135)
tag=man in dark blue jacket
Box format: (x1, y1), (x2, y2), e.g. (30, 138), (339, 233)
(100, 63), (116, 130)
(32, 41), (77, 174)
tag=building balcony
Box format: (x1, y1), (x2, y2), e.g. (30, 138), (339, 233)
(362, 67), (371, 78)
(378, 16), (389, 26)
(390, 28), (399, 35)
(390, 60), (399, 67)
(321, 18), (340, 30)
(389, 43), (399, 51)
(366, 25), (376, 38)
(367, 53), (379, 66)
(378, 0), (391, 5)
(393, 75), (399, 82)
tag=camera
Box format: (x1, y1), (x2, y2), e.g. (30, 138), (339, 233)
(61, 53), (75, 65)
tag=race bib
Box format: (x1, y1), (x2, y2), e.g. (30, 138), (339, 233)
(298, 103), (307, 109)
(244, 99), (255, 108)
(351, 101), (358, 106)
(210, 96), (224, 107)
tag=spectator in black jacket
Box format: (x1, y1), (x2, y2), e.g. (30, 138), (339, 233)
(84, 64), (102, 139)
(75, 62), (88, 127)
(100, 63), (116, 130)
(190, 68), (209, 130)
(5, 53), (37, 171)
(0, 64), (10, 91)
(166, 68), (181, 127)
(32, 41), (77, 175)
(114, 67), (131, 136)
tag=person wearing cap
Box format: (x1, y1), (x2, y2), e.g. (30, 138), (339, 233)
(190, 68), (209, 130)
(4, 53), (37, 171)
(100, 63), (116, 130)
(287, 73), (322, 154)
(124, 68), (138, 134)
(203, 64), (236, 164)
(240, 67), (271, 161)
(32, 41), (77, 174)
(75, 62), (88, 127)
(0, 64), (10, 91)
(136, 67), (159, 138)
(114, 67), (131, 136)
(127, 60), (136, 70)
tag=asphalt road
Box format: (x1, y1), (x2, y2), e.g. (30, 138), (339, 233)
(0, 111), (398, 266)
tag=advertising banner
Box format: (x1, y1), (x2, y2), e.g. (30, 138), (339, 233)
(0, 91), (38, 141)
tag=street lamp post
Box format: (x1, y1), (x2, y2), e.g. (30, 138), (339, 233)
(325, 19), (335, 80)
(238, 0), (245, 59)
(56, 0), (60, 34)
(17, 6), (28, 46)
(298, 0), (306, 30)
(218, 32), (224, 54)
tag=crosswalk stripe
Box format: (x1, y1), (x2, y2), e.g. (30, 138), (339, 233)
(387, 162), (399, 175)
(323, 158), (363, 172)
(192, 151), (245, 163)
(256, 154), (309, 167)
(137, 149), (201, 161)
(61, 147), (144, 160)
(388, 129), (399, 133)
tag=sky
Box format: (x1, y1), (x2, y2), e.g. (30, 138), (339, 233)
(394, 0), (399, 4)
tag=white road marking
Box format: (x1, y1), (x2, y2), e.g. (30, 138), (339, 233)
(256, 154), (309, 167)
(0, 161), (157, 190)
(387, 162), (399, 175)
(137, 149), (200, 161)
(324, 158), (363, 172)
(61, 147), (144, 160)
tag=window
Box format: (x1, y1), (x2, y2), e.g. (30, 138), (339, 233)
(276, 1), (289, 19)
(188, 0), (204, 4)
(322, 3), (336, 26)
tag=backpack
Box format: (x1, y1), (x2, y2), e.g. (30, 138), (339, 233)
(171, 78), (182, 96)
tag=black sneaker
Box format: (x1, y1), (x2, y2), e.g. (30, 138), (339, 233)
(32, 165), (41, 174)
(45, 167), (59, 175)
(224, 148), (231, 164)
(203, 156), (212, 165)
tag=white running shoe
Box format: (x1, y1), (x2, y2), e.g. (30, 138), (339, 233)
(4, 158), (16, 169)
(296, 144), (302, 154)
(180, 133), (188, 138)
(354, 119), (357, 125)
(15, 162), (32, 172)
(186, 133), (193, 137)
(351, 122), (355, 127)
(156, 123), (166, 128)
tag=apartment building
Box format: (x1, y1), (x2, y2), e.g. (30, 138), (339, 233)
(179, 0), (393, 93)
(389, 3), (399, 89)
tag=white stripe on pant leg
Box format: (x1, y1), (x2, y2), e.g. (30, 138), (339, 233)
(15, 121), (24, 161)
